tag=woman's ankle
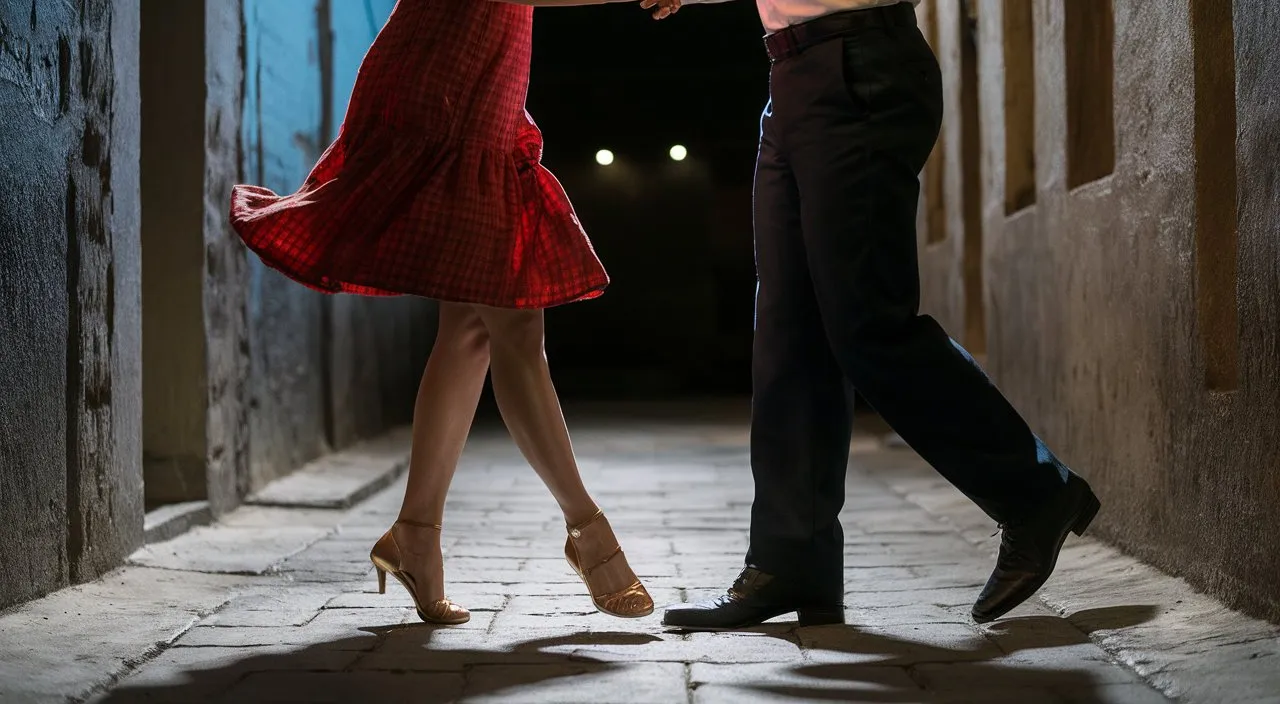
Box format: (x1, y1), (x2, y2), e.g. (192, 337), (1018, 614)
(396, 506), (444, 526)
(563, 502), (602, 529)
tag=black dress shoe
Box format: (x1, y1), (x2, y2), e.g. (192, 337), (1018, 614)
(972, 472), (1101, 624)
(661, 567), (845, 631)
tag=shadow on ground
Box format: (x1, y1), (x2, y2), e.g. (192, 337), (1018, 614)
(735, 604), (1163, 703)
(96, 628), (657, 703)
(96, 606), (1160, 703)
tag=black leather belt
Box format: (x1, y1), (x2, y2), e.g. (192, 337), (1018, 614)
(764, 2), (917, 63)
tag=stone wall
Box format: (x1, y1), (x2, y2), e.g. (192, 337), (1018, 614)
(0, 0), (432, 609)
(203, 0), (253, 512)
(0, 0), (142, 609)
(917, 1), (1280, 622)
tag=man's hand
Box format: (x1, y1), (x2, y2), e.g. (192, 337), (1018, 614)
(640, 0), (681, 20)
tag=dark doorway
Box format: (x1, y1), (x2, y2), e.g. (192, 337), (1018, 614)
(139, 0), (209, 510)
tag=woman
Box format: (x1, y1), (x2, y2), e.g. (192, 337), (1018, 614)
(230, 0), (676, 624)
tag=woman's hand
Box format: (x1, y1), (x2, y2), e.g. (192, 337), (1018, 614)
(495, 0), (680, 14)
(640, 0), (682, 19)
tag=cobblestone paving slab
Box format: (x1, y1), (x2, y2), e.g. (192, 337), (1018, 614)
(10, 403), (1269, 702)
(863, 448), (1280, 704)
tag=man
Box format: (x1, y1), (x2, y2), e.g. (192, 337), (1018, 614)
(643, 0), (1100, 629)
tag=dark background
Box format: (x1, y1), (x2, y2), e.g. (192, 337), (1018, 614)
(524, 2), (771, 399)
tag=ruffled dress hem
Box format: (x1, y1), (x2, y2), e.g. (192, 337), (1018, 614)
(229, 123), (610, 310)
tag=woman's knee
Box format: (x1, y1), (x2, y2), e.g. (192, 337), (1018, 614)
(476, 307), (544, 357)
(436, 303), (490, 357)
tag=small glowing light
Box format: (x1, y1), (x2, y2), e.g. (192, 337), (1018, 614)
(669, 145), (688, 161)
(595, 149), (615, 166)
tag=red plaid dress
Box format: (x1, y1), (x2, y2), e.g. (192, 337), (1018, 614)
(230, 0), (608, 309)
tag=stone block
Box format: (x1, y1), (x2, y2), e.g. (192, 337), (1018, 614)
(460, 662), (687, 703)
(690, 662), (920, 703)
(0, 567), (251, 701)
(222, 670), (465, 703)
(247, 429), (410, 509)
(100, 645), (361, 703)
(798, 623), (1002, 666)
(848, 602), (973, 627)
(131, 525), (332, 576)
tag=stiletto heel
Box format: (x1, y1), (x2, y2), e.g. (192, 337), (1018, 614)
(565, 510), (654, 618)
(369, 520), (470, 625)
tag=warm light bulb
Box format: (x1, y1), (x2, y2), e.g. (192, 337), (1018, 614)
(595, 149), (615, 166)
(669, 145), (688, 161)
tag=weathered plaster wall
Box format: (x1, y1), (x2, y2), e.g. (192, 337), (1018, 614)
(921, 0), (1280, 622)
(203, 0), (251, 512)
(0, 0), (142, 609)
(104, 0), (143, 587)
(916, 2), (966, 339)
(0, 0), (428, 610)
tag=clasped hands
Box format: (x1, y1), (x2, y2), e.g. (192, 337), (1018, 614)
(639, 0), (682, 20)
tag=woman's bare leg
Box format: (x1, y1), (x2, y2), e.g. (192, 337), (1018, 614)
(474, 305), (641, 597)
(393, 302), (490, 602)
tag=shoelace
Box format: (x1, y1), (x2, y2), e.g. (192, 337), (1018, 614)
(990, 522), (1042, 570)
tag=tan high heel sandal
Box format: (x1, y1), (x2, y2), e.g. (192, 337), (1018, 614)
(370, 520), (470, 625)
(565, 510), (654, 618)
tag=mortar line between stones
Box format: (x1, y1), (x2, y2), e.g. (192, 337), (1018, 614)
(485, 595), (511, 637)
(344, 607), (411, 673)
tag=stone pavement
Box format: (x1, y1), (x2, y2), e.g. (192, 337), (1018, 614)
(2, 401), (1277, 703)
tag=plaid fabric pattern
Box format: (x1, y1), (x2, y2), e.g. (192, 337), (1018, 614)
(230, 0), (609, 309)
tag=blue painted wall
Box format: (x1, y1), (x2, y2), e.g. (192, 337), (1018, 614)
(240, 0), (430, 487)
(324, 0), (436, 448)
(330, 0), (397, 131)
(242, 0), (330, 488)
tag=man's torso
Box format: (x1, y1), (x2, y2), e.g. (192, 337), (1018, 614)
(757, 0), (921, 34)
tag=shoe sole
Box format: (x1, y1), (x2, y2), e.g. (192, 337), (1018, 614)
(566, 559), (655, 619)
(591, 603), (655, 619)
(371, 556), (471, 626)
(663, 606), (845, 632)
(972, 488), (1101, 624)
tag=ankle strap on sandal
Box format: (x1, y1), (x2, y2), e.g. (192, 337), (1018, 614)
(396, 519), (443, 530)
(567, 509), (605, 538)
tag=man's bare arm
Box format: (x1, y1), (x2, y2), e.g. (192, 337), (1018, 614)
(639, 0), (737, 20)
(491, 0), (683, 18)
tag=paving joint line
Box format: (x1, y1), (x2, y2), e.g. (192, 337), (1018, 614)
(69, 596), (237, 704)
